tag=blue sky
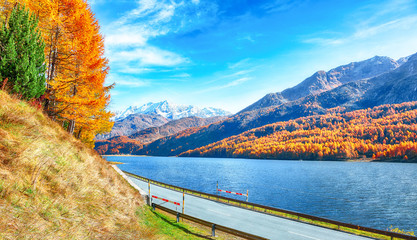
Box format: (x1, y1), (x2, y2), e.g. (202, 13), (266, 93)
(89, 0), (417, 113)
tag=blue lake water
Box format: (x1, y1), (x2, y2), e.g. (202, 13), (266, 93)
(104, 156), (417, 232)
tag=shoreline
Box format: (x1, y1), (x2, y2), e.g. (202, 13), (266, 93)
(102, 154), (381, 162)
(101, 154), (415, 163)
(102, 154), (149, 157)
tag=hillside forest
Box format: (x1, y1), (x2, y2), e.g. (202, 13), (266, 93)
(181, 102), (417, 162)
(0, 0), (113, 147)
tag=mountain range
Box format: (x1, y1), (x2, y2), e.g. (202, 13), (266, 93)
(95, 114), (170, 140)
(95, 52), (417, 160)
(95, 116), (225, 154)
(96, 101), (231, 140)
(241, 55), (404, 113)
(115, 101), (231, 121)
(128, 116), (226, 144)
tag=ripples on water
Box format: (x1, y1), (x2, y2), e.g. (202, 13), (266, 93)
(105, 156), (417, 232)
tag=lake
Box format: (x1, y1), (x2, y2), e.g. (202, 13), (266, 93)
(104, 156), (417, 232)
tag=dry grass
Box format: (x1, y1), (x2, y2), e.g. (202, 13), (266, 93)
(0, 90), (208, 239)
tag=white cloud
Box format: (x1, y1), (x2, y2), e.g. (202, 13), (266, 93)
(261, 0), (306, 13)
(118, 0), (161, 24)
(112, 46), (188, 66)
(105, 31), (148, 47)
(151, 4), (176, 24)
(87, 0), (103, 6)
(198, 77), (252, 93)
(116, 79), (148, 87)
(228, 58), (251, 69)
(102, 0), (218, 71)
(227, 69), (254, 77)
(110, 90), (120, 96)
(116, 66), (153, 74)
(107, 74), (149, 88)
(303, 0), (417, 47)
(224, 77), (251, 88)
(303, 37), (345, 46)
(204, 60), (258, 85)
(353, 16), (417, 39)
(355, 0), (416, 26)
(171, 73), (191, 78)
(306, 16), (417, 46)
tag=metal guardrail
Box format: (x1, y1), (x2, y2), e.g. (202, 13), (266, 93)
(124, 170), (417, 240)
(152, 203), (268, 240)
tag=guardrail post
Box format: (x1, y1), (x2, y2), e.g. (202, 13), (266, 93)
(212, 224), (216, 237)
(246, 189), (249, 202)
(182, 191), (185, 215)
(146, 195), (150, 206)
(148, 180), (151, 205)
(176, 213), (180, 223)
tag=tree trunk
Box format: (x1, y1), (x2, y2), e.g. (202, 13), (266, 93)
(44, 26), (59, 118)
(67, 119), (75, 134)
(76, 127), (82, 139)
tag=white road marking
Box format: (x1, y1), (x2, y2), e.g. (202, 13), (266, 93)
(206, 208), (232, 217)
(288, 231), (322, 240)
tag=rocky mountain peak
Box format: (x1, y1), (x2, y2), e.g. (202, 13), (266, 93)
(242, 54), (401, 113)
(115, 101), (231, 121)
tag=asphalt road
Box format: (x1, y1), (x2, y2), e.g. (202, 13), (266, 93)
(128, 176), (372, 240)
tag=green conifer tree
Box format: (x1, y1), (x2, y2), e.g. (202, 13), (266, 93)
(0, 5), (46, 100)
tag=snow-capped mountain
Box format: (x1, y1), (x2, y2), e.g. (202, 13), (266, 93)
(115, 101), (231, 121)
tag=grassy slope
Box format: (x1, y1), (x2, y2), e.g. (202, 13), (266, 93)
(0, 91), (213, 239)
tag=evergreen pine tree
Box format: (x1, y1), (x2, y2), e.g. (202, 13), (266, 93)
(0, 5), (46, 100)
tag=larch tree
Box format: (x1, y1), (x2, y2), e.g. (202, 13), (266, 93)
(22, 0), (114, 147)
(0, 4), (46, 100)
(0, 0), (18, 24)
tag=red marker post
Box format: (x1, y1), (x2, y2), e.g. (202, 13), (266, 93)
(151, 195), (181, 206)
(217, 182), (249, 202)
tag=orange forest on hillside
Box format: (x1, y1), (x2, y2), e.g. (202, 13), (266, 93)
(0, 0), (113, 148)
(180, 102), (417, 161)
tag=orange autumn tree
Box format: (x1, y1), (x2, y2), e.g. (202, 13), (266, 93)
(0, 0), (18, 23)
(21, 0), (113, 147)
